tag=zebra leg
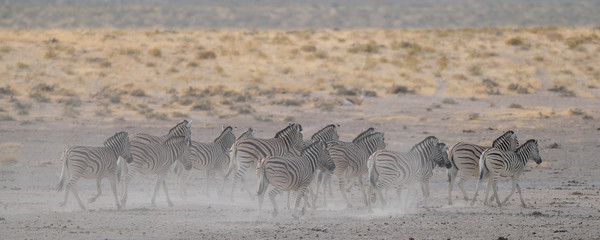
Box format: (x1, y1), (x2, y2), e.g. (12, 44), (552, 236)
(456, 174), (471, 203)
(176, 162), (188, 199)
(483, 178), (492, 206)
(491, 180), (502, 207)
(88, 178), (102, 204)
(109, 175), (121, 209)
(447, 168), (457, 205)
(286, 191), (291, 210)
(337, 176), (352, 208)
(162, 179), (174, 207)
(268, 188), (281, 218)
(502, 177), (518, 206)
(515, 181), (527, 208)
(205, 170), (211, 197)
(70, 182), (86, 210)
(420, 181), (430, 210)
(241, 174), (256, 200)
(293, 187), (307, 219)
(120, 167), (136, 208)
(471, 179), (482, 207)
(150, 175), (163, 207)
(59, 184), (71, 207)
(358, 176), (369, 207)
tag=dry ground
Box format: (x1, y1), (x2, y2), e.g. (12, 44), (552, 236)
(0, 28), (600, 239)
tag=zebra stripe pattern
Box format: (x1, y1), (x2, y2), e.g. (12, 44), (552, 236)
(120, 135), (192, 207)
(175, 126), (236, 197)
(301, 124), (340, 149)
(57, 132), (132, 209)
(314, 127), (376, 206)
(257, 140), (334, 219)
(327, 131), (386, 208)
(128, 120), (192, 146)
(471, 139), (542, 207)
(447, 131), (519, 205)
(228, 123), (304, 200)
(367, 136), (449, 211)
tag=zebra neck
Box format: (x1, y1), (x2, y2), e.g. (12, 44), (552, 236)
(303, 151), (319, 172)
(516, 146), (532, 165)
(106, 142), (122, 160)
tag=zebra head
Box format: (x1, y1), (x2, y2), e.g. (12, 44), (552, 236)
(304, 140), (335, 172)
(311, 124), (341, 142)
(215, 126), (236, 151)
(522, 139), (542, 165)
(276, 123), (304, 154)
(437, 143), (451, 169)
(105, 131), (133, 163)
(357, 132), (386, 155)
(352, 127), (376, 143)
(494, 130), (520, 151)
(169, 120), (192, 138)
(165, 135), (193, 171)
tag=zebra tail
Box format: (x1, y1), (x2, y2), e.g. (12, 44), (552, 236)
(56, 148), (69, 192)
(224, 147), (238, 180)
(478, 151), (489, 181)
(256, 160), (269, 197)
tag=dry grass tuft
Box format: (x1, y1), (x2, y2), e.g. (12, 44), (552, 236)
(0, 142), (23, 166)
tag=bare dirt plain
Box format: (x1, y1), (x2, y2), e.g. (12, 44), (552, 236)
(1, 28), (600, 239)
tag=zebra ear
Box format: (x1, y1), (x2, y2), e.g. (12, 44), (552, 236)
(186, 120), (193, 128)
(512, 131), (518, 139)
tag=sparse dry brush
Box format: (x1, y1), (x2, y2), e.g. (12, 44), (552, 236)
(0, 27), (598, 121)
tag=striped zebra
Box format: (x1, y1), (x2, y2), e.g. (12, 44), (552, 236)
(301, 124), (340, 149)
(57, 132), (132, 210)
(367, 136), (450, 211)
(129, 120), (192, 144)
(227, 123), (304, 200)
(447, 131), (519, 205)
(120, 135), (192, 207)
(327, 132), (386, 208)
(471, 139), (542, 207)
(314, 127), (376, 206)
(174, 126), (236, 197)
(257, 140), (334, 219)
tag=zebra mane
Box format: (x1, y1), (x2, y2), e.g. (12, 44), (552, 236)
(410, 136), (438, 151)
(493, 130), (516, 147)
(275, 123), (302, 138)
(168, 120), (189, 134)
(103, 131), (128, 147)
(352, 127), (375, 143)
(311, 124), (339, 140)
(301, 140), (325, 156)
(237, 128), (256, 141)
(214, 126), (233, 142)
(516, 139), (537, 152)
(355, 132), (383, 144)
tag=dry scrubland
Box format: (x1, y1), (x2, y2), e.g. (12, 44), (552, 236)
(0, 27), (599, 123)
(0, 28), (600, 239)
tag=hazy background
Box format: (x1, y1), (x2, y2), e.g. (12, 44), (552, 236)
(2, 0), (600, 29)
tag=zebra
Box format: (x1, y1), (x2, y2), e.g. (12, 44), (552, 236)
(57, 132), (132, 210)
(367, 136), (450, 211)
(257, 140), (335, 219)
(471, 139), (542, 207)
(327, 132), (386, 208)
(314, 127), (376, 206)
(174, 126), (236, 197)
(118, 120), (192, 181)
(447, 131), (519, 205)
(129, 120), (192, 144)
(120, 135), (192, 207)
(301, 124), (340, 149)
(226, 123), (304, 200)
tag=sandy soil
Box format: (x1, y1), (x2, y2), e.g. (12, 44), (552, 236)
(1, 90), (599, 239)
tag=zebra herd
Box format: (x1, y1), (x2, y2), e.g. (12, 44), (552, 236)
(56, 120), (543, 218)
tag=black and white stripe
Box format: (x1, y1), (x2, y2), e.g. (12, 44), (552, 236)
(367, 136), (449, 211)
(314, 127), (376, 206)
(120, 135), (192, 207)
(175, 126), (236, 197)
(302, 124), (340, 149)
(57, 132), (132, 209)
(447, 131), (519, 205)
(228, 123), (304, 199)
(129, 120), (192, 144)
(327, 131), (386, 207)
(471, 139), (542, 207)
(257, 140), (334, 219)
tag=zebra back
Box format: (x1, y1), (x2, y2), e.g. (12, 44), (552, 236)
(353, 127), (375, 143)
(130, 135), (192, 172)
(328, 132), (385, 176)
(129, 120), (192, 145)
(302, 124), (341, 149)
